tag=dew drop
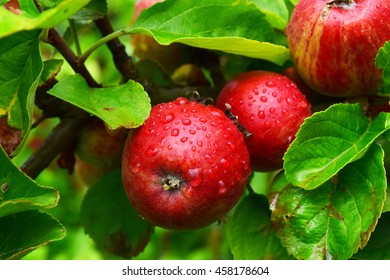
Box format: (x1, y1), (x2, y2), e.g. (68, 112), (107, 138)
(260, 96), (268, 102)
(266, 81), (276, 88)
(248, 102), (253, 106)
(253, 88), (259, 95)
(160, 113), (175, 124)
(197, 141), (203, 147)
(220, 158), (230, 168)
(180, 137), (188, 143)
(282, 109), (289, 116)
(286, 97), (293, 105)
(171, 128), (179, 137)
(205, 154), (213, 163)
(189, 129), (196, 135)
(188, 168), (202, 187)
(175, 97), (188, 105)
(269, 107), (276, 114)
(210, 121), (217, 127)
(248, 95), (253, 100)
(199, 118), (207, 123)
(182, 119), (192, 125)
(272, 92), (278, 97)
(147, 146), (159, 157)
(218, 180), (227, 194)
(206, 134), (211, 138)
(207, 169), (215, 180)
(258, 110), (265, 119)
(262, 88), (267, 93)
(191, 146), (197, 152)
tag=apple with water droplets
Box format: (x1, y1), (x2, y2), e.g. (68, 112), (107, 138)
(122, 97), (251, 230)
(216, 70), (312, 172)
(286, 0), (390, 97)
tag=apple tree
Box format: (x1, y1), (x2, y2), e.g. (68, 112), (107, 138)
(1, 0), (390, 260)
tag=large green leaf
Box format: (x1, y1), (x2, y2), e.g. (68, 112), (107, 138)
(80, 170), (154, 259)
(228, 194), (293, 260)
(271, 144), (386, 260)
(376, 40), (390, 95)
(128, 0), (290, 65)
(284, 103), (390, 190)
(0, 30), (42, 154)
(0, 146), (59, 218)
(48, 74), (151, 130)
(250, 0), (289, 30)
(0, 210), (65, 259)
(0, 0), (91, 38)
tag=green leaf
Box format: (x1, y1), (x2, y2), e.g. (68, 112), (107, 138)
(376, 40), (390, 95)
(48, 74), (151, 130)
(0, 210), (66, 259)
(228, 194), (293, 260)
(39, 59), (63, 86)
(80, 170), (154, 259)
(284, 103), (390, 190)
(0, 0), (92, 38)
(128, 0), (290, 66)
(71, 0), (108, 23)
(0, 30), (42, 154)
(250, 0), (289, 30)
(353, 212), (390, 260)
(0, 146), (59, 218)
(271, 144), (386, 260)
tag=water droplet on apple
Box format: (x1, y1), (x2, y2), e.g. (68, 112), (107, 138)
(286, 97), (293, 105)
(266, 81), (276, 88)
(218, 180), (227, 194)
(188, 168), (202, 187)
(175, 97), (188, 105)
(262, 88), (267, 93)
(258, 110), (265, 119)
(147, 146), (159, 157)
(189, 129), (196, 135)
(205, 154), (213, 163)
(253, 88), (259, 95)
(182, 119), (191, 125)
(191, 146), (197, 152)
(282, 109), (289, 115)
(197, 141), (203, 147)
(160, 113), (175, 124)
(269, 107), (276, 114)
(260, 96), (268, 102)
(171, 128), (179, 136)
(199, 118), (207, 123)
(220, 158), (230, 168)
(180, 137), (188, 143)
(272, 92), (278, 97)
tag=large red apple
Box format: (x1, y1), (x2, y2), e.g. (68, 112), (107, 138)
(286, 0), (390, 97)
(122, 97), (251, 230)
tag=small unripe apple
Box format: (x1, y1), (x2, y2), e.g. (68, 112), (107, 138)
(75, 118), (126, 169)
(286, 0), (390, 97)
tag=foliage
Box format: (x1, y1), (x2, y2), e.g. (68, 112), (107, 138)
(0, 0), (389, 260)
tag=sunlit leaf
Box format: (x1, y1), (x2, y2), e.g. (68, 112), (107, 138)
(284, 103), (390, 190)
(271, 144), (386, 260)
(48, 74), (151, 130)
(128, 0), (290, 65)
(0, 0), (92, 38)
(376, 40), (390, 95)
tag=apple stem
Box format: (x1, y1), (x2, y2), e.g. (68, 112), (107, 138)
(162, 174), (182, 191)
(223, 103), (253, 139)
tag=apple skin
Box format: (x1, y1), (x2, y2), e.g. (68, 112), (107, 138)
(286, 0), (390, 97)
(122, 97), (251, 230)
(75, 118), (126, 169)
(216, 71), (312, 172)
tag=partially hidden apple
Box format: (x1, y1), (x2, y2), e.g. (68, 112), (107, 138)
(131, 0), (191, 74)
(122, 97), (251, 230)
(216, 70), (312, 172)
(286, 0), (390, 97)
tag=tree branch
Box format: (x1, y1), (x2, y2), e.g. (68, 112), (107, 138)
(94, 16), (139, 83)
(47, 28), (100, 88)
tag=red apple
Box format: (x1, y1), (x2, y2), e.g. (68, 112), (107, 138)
(122, 97), (251, 230)
(216, 71), (312, 172)
(286, 0), (390, 97)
